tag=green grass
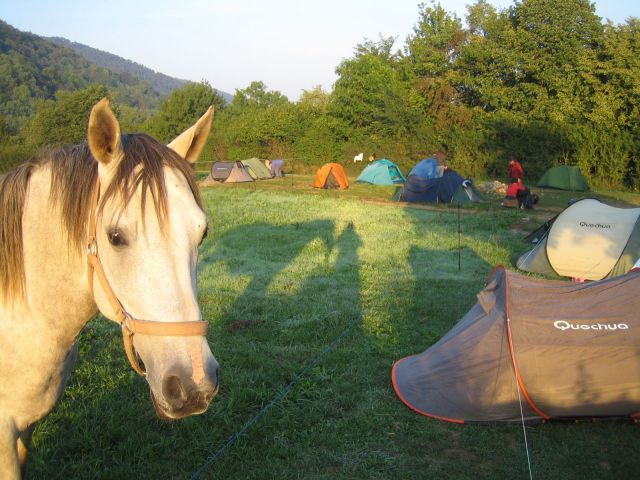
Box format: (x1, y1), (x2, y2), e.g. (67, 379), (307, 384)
(28, 180), (639, 479)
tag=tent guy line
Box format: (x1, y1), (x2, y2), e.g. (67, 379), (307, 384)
(188, 311), (360, 479)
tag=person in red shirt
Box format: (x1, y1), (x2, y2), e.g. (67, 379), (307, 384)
(507, 158), (524, 182)
(505, 178), (530, 208)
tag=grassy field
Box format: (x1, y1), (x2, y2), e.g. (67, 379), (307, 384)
(29, 176), (639, 479)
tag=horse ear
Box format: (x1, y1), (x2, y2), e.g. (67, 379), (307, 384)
(88, 98), (122, 165)
(167, 106), (214, 164)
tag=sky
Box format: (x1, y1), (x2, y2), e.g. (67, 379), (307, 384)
(1, 0), (638, 101)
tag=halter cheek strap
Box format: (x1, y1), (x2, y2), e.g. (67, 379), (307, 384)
(87, 177), (208, 376)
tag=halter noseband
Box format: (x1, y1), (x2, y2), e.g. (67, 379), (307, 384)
(86, 176), (208, 376)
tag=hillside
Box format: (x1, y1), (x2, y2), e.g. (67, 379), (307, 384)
(48, 36), (233, 102)
(47, 36), (186, 95)
(0, 19), (160, 134)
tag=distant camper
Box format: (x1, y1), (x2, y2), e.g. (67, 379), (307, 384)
(266, 159), (286, 177)
(508, 158), (524, 182)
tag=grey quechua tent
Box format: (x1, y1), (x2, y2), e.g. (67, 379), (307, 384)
(209, 161), (234, 181)
(392, 266), (640, 423)
(208, 161), (255, 183)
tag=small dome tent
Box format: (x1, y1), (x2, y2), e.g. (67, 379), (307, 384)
(392, 266), (640, 424)
(517, 199), (640, 280)
(356, 159), (405, 185)
(224, 161), (254, 183)
(408, 158), (439, 179)
(312, 163), (349, 189)
(537, 165), (589, 191)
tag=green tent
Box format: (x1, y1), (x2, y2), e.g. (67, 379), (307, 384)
(241, 158), (273, 180)
(451, 180), (485, 204)
(537, 165), (589, 191)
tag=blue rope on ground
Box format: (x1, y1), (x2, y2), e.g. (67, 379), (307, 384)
(188, 316), (360, 480)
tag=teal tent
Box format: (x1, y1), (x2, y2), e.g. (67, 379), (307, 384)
(356, 159), (405, 185)
(537, 165), (589, 191)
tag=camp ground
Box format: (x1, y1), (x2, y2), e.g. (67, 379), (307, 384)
(517, 198), (640, 280)
(356, 159), (406, 185)
(392, 266), (640, 423)
(537, 165), (590, 191)
(16, 166), (640, 479)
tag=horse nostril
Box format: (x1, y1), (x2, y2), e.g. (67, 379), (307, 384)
(162, 375), (187, 407)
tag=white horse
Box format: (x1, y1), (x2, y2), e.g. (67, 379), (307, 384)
(353, 152), (364, 163)
(0, 99), (219, 479)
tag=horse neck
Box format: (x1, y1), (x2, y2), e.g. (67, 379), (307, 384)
(19, 166), (96, 347)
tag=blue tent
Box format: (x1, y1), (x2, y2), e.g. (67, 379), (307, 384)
(399, 170), (484, 204)
(408, 158), (438, 179)
(356, 159), (406, 185)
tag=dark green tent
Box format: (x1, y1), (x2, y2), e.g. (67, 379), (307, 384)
(537, 165), (589, 191)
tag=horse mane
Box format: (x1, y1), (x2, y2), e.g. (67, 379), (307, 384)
(0, 133), (202, 303)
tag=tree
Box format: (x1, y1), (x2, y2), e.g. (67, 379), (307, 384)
(403, 3), (471, 132)
(26, 84), (110, 148)
(146, 81), (225, 143)
(405, 2), (464, 77)
(230, 81), (289, 111)
(298, 86), (330, 113)
(215, 82), (302, 159)
(330, 36), (422, 144)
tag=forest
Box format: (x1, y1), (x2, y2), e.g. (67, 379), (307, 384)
(1, 0), (639, 190)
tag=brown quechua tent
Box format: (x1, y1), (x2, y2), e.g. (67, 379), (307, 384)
(312, 163), (349, 189)
(224, 161), (254, 183)
(392, 266), (640, 423)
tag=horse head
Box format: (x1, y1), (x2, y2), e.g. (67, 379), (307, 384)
(87, 99), (219, 419)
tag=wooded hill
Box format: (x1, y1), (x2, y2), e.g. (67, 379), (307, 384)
(47, 37), (232, 104)
(47, 36), (188, 96)
(0, 20), (162, 135)
(0, 19), (229, 173)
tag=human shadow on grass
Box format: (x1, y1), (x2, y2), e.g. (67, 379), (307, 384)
(392, 206), (496, 348)
(190, 219), (368, 476)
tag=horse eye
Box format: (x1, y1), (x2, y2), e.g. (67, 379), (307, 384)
(107, 229), (127, 247)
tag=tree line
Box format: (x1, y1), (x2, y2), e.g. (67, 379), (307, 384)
(1, 0), (639, 189)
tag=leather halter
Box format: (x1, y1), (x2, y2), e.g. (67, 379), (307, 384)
(86, 176), (208, 376)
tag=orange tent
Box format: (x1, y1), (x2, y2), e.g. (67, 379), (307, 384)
(312, 163), (349, 189)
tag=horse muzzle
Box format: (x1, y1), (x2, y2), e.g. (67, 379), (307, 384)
(151, 364), (220, 420)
